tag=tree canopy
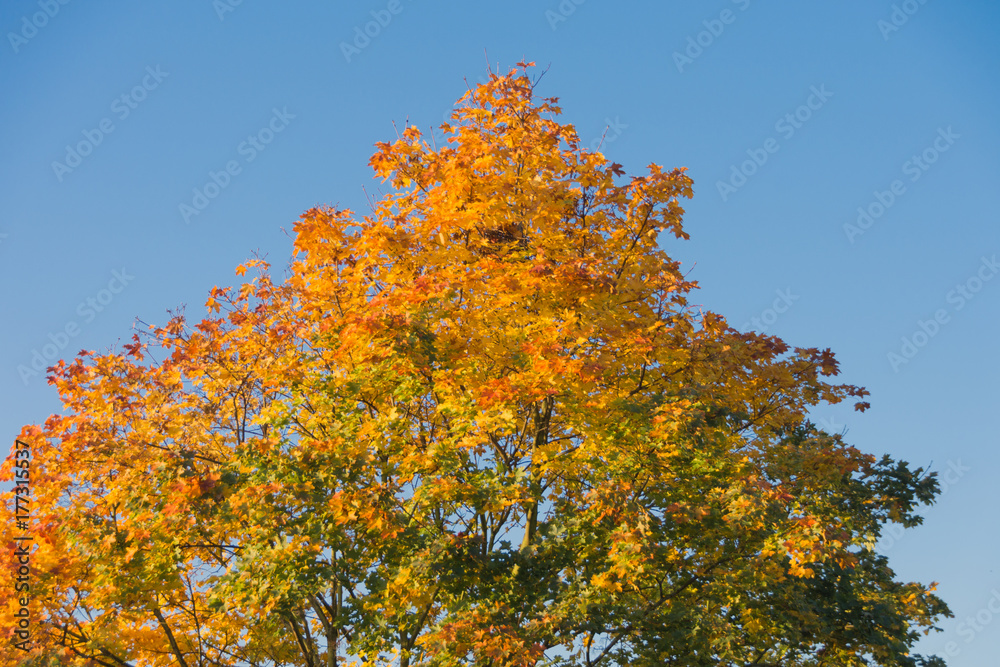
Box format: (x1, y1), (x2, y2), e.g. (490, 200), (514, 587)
(2, 62), (950, 667)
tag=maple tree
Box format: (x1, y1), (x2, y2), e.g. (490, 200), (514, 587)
(2, 63), (950, 666)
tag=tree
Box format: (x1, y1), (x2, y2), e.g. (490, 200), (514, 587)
(2, 62), (950, 667)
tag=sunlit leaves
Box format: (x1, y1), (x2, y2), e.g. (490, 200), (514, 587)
(0, 62), (948, 667)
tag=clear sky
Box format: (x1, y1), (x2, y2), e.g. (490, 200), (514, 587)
(2, 1), (998, 663)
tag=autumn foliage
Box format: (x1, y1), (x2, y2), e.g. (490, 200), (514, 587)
(2, 63), (949, 666)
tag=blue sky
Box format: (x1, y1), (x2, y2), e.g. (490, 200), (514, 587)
(1, 1), (998, 662)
